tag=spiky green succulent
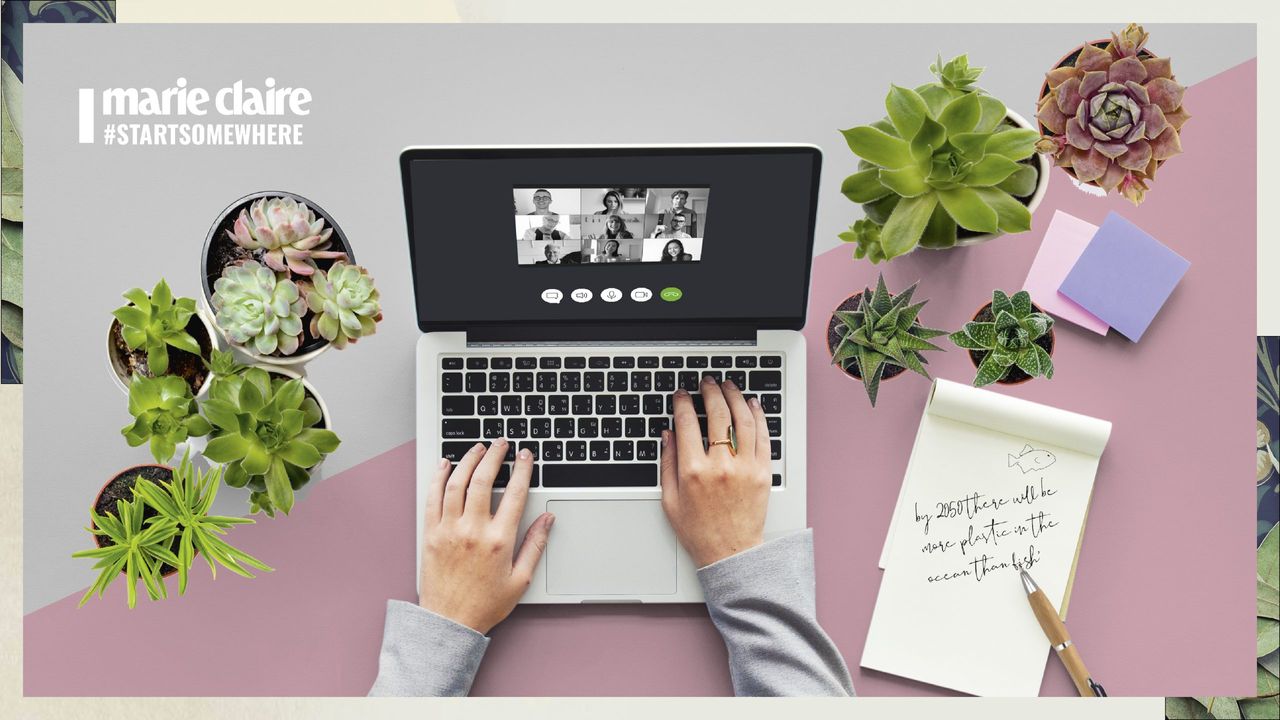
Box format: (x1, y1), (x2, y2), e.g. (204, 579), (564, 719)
(950, 290), (1055, 387)
(111, 279), (203, 376)
(226, 196), (347, 276)
(130, 450), (271, 595)
(303, 262), (382, 349)
(211, 260), (305, 356)
(830, 274), (948, 406)
(74, 496), (180, 609)
(201, 367), (340, 516)
(121, 374), (212, 464)
(840, 54), (1041, 262)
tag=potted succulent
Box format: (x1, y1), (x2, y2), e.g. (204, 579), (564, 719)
(201, 359), (340, 516)
(201, 192), (382, 364)
(839, 54), (1050, 263)
(826, 274), (948, 406)
(949, 290), (1055, 387)
(74, 451), (270, 608)
(1035, 23), (1189, 205)
(108, 279), (217, 397)
(120, 374), (212, 464)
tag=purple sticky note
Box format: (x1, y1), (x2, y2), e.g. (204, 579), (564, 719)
(1058, 212), (1190, 342)
(1023, 211), (1109, 335)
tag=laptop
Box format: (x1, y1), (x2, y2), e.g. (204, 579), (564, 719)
(400, 145), (821, 603)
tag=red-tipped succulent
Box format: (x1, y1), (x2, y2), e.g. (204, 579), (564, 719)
(1035, 24), (1189, 205)
(226, 196), (347, 276)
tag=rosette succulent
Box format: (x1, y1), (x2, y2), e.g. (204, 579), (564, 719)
(211, 261), (305, 356)
(226, 196), (347, 276)
(829, 274), (947, 407)
(950, 290), (1055, 387)
(111, 279), (203, 376)
(74, 496), (180, 609)
(1035, 24), (1189, 205)
(304, 262), (382, 349)
(121, 374), (212, 463)
(841, 54), (1041, 262)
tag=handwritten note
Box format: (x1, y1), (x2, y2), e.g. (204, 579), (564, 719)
(861, 380), (1111, 696)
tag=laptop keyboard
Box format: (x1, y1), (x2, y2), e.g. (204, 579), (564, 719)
(437, 353), (784, 489)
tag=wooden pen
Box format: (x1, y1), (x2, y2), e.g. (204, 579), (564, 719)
(1020, 569), (1106, 697)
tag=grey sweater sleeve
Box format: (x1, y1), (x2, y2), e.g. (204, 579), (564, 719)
(697, 529), (855, 696)
(367, 600), (488, 697)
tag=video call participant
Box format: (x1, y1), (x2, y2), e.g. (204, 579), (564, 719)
(526, 189), (556, 215)
(522, 213), (569, 242)
(660, 190), (698, 236)
(602, 215), (633, 240)
(535, 244), (562, 265)
(650, 213), (692, 239)
(660, 239), (692, 263)
(595, 239), (625, 263)
(594, 191), (624, 215)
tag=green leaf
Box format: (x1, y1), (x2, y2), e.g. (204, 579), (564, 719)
(279, 439), (322, 469)
(936, 188), (998, 234)
(963, 156), (1021, 187)
(149, 435), (176, 465)
(972, 188), (1032, 233)
(184, 414), (212, 437)
(962, 322), (997, 348)
(991, 290), (1014, 316)
(111, 306), (148, 330)
(985, 128), (1040, 161)
(878, 166), (928, 198)
(166, 331), (203, 357)
(863, 193), (899, 225)
(201, 400), (240, 432)
(238, 378), (265, 414)
(841, 126), (914, 170)
(1260, 524), (1279, 590)
(948, 132), (990, 162)
(915, 83), (951, 116)
(842, 169), (889, 204)
(974, 96), (1008, 134)
(1, 220), (22, 310)
(973, 352), (1009, 387)
(996, 164), (1039, 197)
(938, 92), (981, 136)
(1, 61), (23, 222)
(1240, 696), (1279, 719)
(273, 379), (305, 411)
(204, 433), (251, 463)
(917, 206), (957, 249)
(878, 194), (938, 260)
(885, 85), (929, 141)
(1034, 344), (1054, 380)
(1260, 617), (1279, 658)
(241, 439), (271, 476)
(1, 300), (21, 350)
(1014, 348), (1042, 377)
(1011, 290), (1034, 317)
(910, 117), (946, 166)
(146, 342), (170, 376)
(266, 458), (294, 515)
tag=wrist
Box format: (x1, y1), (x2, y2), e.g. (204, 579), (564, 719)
(419, 598), (494, 635)
(691, 535), (764, 568)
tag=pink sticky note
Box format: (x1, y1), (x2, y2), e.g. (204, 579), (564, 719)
(1022, 211), (1110, 335)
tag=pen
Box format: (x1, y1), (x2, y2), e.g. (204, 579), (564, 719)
(1020, 569), (1107, 697)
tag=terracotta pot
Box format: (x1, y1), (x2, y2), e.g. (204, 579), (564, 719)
(964, 300), (1056, 386)
(90, 464), (181, 577)
(826, 291), (909, 383)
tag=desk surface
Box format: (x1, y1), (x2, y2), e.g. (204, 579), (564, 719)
(22, 25), (1257, 697)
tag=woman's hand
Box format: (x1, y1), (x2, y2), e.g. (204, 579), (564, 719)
(418, 440), (554, 634)
(660, 377), (772, 567)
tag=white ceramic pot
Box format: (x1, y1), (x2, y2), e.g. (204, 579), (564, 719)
(106, 305), (220, 399)
(200, 291), (331, 369)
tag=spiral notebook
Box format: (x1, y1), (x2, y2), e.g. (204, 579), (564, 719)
(862, 379), (1112, 696)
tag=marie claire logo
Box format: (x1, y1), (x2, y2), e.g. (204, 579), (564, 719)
(79, 78), (311, 146)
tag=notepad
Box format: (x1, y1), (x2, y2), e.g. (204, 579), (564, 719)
(862, 379), (1112, 697)
(1022, 211), (1109, 335)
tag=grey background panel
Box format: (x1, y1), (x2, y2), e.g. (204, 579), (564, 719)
(24, 23), (1254, 611)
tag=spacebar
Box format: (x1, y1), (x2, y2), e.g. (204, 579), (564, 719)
(540, 463), (658, 488)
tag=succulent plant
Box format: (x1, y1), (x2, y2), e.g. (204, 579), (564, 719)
(303, 262), (382, 349)
(201, 367), (340, 516)
(74, 496), (180, 609)
(111, 279), (203, 376)
(130, 450), (271, 595)
(841, 54), (1041, 262)
(121, 374), (212, 464)
(211, 260), (306, 356)
(830, 274), (948, 406)
(1035, 23), (1189, 205)
(950, 290), (1055, 387)
(226, 196), (347, 276)
(838, 219), (887, 264)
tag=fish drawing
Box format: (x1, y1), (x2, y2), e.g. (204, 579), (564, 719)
(1008, 444), (1056, 474)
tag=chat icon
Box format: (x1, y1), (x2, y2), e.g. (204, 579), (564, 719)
(541, 289), (562, 304)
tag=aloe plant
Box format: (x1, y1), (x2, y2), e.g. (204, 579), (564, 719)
(201, 366), (340, 516)
(121, 374), (212, 463)
(73, 496), (180, 609)
(949, 290), (1054, 387)
(111, 278), (204, 376)
(840, 54), (1041, 262)
(830, 274), (947, 406)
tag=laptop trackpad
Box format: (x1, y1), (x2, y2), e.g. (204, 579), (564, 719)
(545, 500), (676, 596)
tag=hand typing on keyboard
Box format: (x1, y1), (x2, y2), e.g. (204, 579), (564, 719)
(417, 440), (554, 634)
(660, 377), (772, 568)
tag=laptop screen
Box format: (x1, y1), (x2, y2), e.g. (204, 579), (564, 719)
(401, 146), (820, 333)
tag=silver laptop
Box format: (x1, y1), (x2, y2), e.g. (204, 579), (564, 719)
(401, 145), (821, 603)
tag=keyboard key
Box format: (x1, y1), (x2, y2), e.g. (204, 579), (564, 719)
(761, 355), (782, 368)
(735, 356), (757, 368)
(539, 357), (561, 369)
(712, 356), (733, 368)
(620, 395), (641, 415)
(506, 418), (528, 438)
(595, 395), (616, 415)
(726, 370), (747, 389)
(766, 417), (781, 437)
(477, 395), (499, 416)
(584, 372), (605, 392)
(465, 372), (486, 393)
(702, 370), (723, 384)
(613, 356), (635, 368)
(637, 440), (658, 460)
(602, 418), (623, 438)
(549, 395), (569, 415)
(504, 443), (516, 461)
(566, 441), (587, 461)
(589, 441), (610, 461)
(641, 395), (662, 415)
(577, 417), (599, 438)
(441, 357), (464, 370)
(441, 373), (464, 393)
(613, 440), (635, 461)
(491, 357), (513, 369)
(542, 462), (656, 488)
(630, 372), (652, 392)
(442, 419), (480, 438)
(761, 394), (782, 414)
(488, 372), (511, 393)
(690, 396), (706, 415)
(554, 418), (575, 438)
(542, 441), (564, 462)
(440, 441), (480, 462)
(655, 372), (676, 391)
(530, 418), (551, 439)
(687, 356), (708, 368)
(662, 356), (684, 368)
(750, 370), (783, 391)
(560, 372), (581, 392)
(588, 356), (611, 369)
(572, 395), (593, 415)
(490, 464), (513, 488)
(771, 440), (782, 460)
(442, 397), (474, 415)
(513, 372), (534, 392)
(772, 473), (782, 487)
(536, 372), (558, 392)
(565, 356), (586, 369)
(678, 372), (700, 391)
(648, 417), (670, 437)
(625, 417), (646, 438)
(607, 372), (628, 392)
(483, 419), (504, 439)
(501, 395), (522, 415)
(638, 356), (660, 368)
(516, 357), (537, 369)
(466, 357), (488, 370)
(524, 395), (545, 415)
(518, 440), (539, 458)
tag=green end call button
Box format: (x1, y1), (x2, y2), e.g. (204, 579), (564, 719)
(660, 287), (683, 302)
